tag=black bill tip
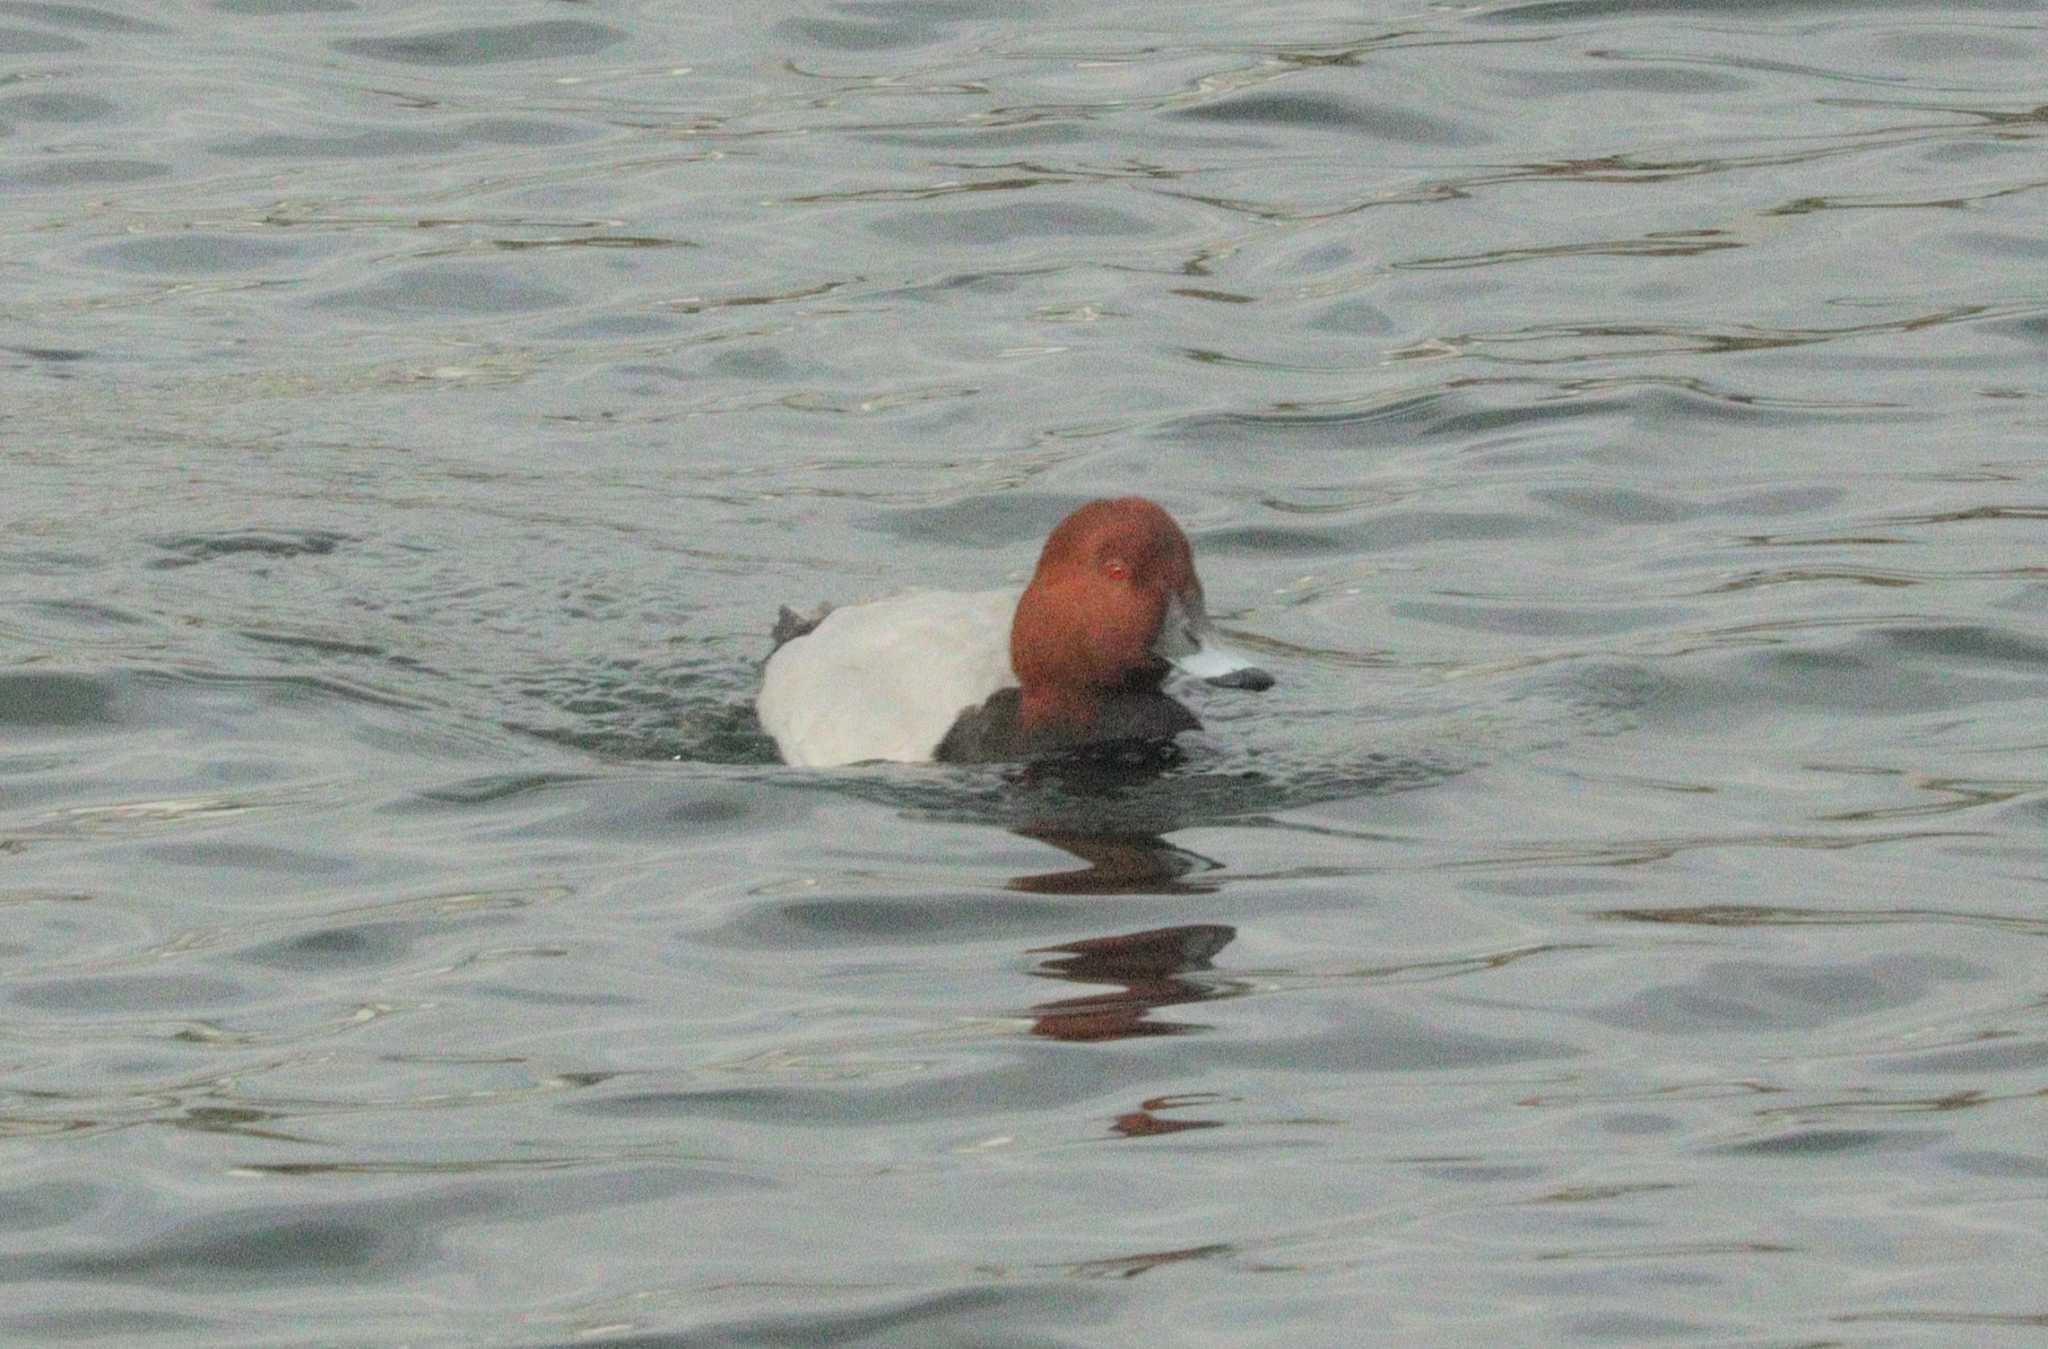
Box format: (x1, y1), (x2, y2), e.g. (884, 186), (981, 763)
(1204, 666), (1275, 692)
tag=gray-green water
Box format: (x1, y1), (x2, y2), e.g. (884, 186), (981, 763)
(4, 1), (2045, 1344)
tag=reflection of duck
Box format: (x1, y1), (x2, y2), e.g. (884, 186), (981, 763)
(760, 498), (1273, 766)
(1027, 923), (1237, 1043)
(1006, 829), (1221, 896)
(1113, 1096), (1227, 1139)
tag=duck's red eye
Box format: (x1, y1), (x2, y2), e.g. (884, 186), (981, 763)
(1103, 558), (1129, 580)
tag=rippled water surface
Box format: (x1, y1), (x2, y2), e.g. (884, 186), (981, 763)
(5, 0), (2046, 1343)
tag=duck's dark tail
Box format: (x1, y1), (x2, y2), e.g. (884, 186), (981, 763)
(769, 603), (832, 656)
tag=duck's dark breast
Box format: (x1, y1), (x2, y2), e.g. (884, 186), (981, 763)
(935, 688), (1201, 763)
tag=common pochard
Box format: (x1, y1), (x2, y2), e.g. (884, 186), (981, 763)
(758, 497), (1274, 766)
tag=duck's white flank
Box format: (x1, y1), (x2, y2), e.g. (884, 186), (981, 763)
(758, 588), (1019, 767)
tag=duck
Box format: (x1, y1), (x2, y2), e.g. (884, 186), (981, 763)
(758, 497), (1274, 766)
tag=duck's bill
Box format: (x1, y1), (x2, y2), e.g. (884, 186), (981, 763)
(1173, 645), (1276, 690)
(1155, 594), (1277, 692)
(1197, 659), (1276, 691)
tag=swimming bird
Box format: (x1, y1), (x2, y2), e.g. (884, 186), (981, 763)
(758, 497), (1273, 766)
